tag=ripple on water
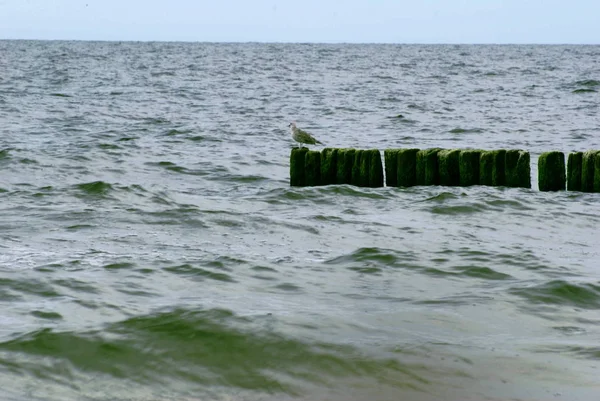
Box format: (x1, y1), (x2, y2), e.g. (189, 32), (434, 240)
(326, 247), (421, 275)
(0, 308), (434, 397)
(146, 161), (208, 176)
(74, 181), (113, 197)
(163, 264), (236, 283)
(0, 278), (62, 300)
(510, 280), (600, 309)
(449, 265), (513, 281)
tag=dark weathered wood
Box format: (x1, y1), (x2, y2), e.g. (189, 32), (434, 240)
(304, 151), (321, 187)
(567, 152), (583, 192)
(290, 148), (308, 186)
(459, 150), (481, 187)
(416, 148), (440, 186)
(438, 149), (461, 187)
(538, 151), (566, 192)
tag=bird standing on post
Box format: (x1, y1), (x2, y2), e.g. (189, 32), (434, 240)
(289, 122), (323, 148)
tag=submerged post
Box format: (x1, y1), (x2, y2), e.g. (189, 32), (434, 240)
(384, 149), (399, 187)
(320, 148), (338, 186)
(335, 149), (355, 185)
(438, 149), (460, 186)
(305, 150), (321, 187)
(594, 153), (600, 193)
(567, 152), (583, 192)
(366, 149), (384, 187)
(459, 150), (481, 187)
(538, 151), (566, 191)
(491, 150), (506, 187)
(416, 148), (440, 186)
(505, 150), (531, 188)
(396, 148), (420, 187)
(581, 150), (598, 193)
(479, 150), (506, 187)
(351, 150), (364, 187)
(290, 148), (309, 186)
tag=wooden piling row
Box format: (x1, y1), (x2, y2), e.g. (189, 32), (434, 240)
(291, 148), (384, 187)
(382, 148), (529, 189)
(565, 150), (600, 193)
(291, 147), (599, 193)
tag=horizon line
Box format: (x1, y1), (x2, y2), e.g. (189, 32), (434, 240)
(0, 38), (598, 46)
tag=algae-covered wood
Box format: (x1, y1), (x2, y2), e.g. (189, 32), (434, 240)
(351, 150), (364, 187)
(581, 150), (598, 193)
(479, 151), (495, 186)
(594, 153), (600, 193)
(416, 148), (440, 186)
(538, 151), (565, 192)
(459, 150), (481, 187)
(438, 149), (460, 187)
(384, 149), (399, 187)
(505, 150), (531, 188)
(304, 150), (321, 187)
(290, 148), (308, 186)
(397, 148), (420, 187)
(335, 149), (355, 185)
(491, 150), (506, 186)
(320, 148), (338, 186)
(367, 149), (384, 187)
(567, 152), (583, 192)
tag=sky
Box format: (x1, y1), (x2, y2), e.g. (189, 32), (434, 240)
(0, 0), (599, 44)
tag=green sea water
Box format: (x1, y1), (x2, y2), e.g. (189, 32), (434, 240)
(1, 41), (599, 400)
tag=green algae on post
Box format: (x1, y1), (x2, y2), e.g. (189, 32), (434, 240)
(351, 150), (364, 187)
(416, 148), (440, 186)
(320, 148), (337, 186)
(358, 150), (371, 187)
(479, 151), (493, 186)
(335, 149), (355, 185)
(538, 151), (566, 191)
(438, 149), (460, 187)
(290, 148), (309, 186)
(567, 152), (583, 192)
(459, 150), (481, 187)
(367, 149), (384, 187)
(304, 150), (321, 187)
(594, 153), (600, 193)
(581, 150), (599, 193)
(384, 149), (399, 187)
(505, 150), (531, 188)
(396, 148), (420, 187)
(491, 150), (506, 186)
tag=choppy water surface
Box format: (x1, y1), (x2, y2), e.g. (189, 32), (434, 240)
(1, 41), (600, 401)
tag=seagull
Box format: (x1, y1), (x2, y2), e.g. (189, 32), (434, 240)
(288, 122), (324, 148)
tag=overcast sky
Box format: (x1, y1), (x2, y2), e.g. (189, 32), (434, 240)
(0, 0), (598, 43)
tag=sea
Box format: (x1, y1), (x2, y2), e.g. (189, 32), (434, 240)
(0, 41), (599, 401)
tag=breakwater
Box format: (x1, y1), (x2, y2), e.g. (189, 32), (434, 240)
(290, 148), (600, 192)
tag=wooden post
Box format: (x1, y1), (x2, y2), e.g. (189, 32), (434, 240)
(397, 148), (420, 187)
(367, 149), (384, 187)
(335, 149), (355, 185)
(305, 151), (321, 187)
(320, 148), (337, 186)
(581, 150), (598, 193)
(416, 148), (440, 186)
(459, 150), (481, 187)
(538, 151), (566, 191)
(290, 148), (308, 186)
(438, 149), (461, 187)
(567, 152), (583, 192)
(505, 150), (531, 188)
(384, 149), (399, 187)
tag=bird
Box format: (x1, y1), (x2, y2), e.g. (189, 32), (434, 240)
(288, 122), (324, 148)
